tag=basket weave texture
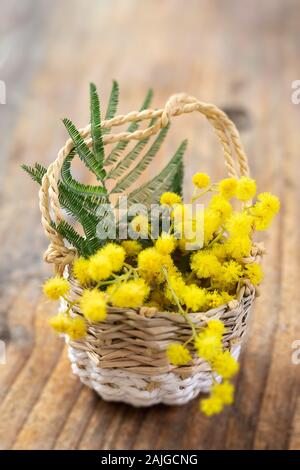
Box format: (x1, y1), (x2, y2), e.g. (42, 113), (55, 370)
(39, 93), (259, 406)
(64, 279), (255, 406)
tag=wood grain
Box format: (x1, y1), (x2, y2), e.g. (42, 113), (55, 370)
(0, 0), (299, 450)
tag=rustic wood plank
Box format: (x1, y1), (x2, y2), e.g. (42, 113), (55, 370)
(54, 386), (98, 450)
(12, 348), (82, 450)
(0, 0), (299, 450)
(253, 93), (300, 449)
(289, 397), (300, 450)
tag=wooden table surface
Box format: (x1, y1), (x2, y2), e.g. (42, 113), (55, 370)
(0, 0), (299, 450)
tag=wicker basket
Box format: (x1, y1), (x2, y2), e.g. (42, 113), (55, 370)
(39, 93), (260, 406)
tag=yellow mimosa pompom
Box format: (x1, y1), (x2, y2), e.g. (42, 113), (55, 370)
(206, 291), (226, 309)
(250, 192), (280, 231)
(155, 233), (176, 255)
(121, 240), (143, 257)
(100, 243), (125, 272)
(138, 247), (172, 282)
(225, 212), (253, 237)
(160, 192), (182, 206)
(212, 350), (239, 378)
(192, 172), (211, 189)
(219, 260), (243, 287)
(194, 329), (222, 362)
(131, 214), (149, 237)
(190, 251), (221, 279)
(200, 396), (224, 416)
(109, 279), (150, 308)
(166, 343), (192, 366)
(203, 209), (222, 244)
(79, 289), (107, 322)
(207, 319), (226, 337)
(250, 205), (271, 231)
(49, 313), (69, 334)
(88, 253), (112, 282)
(43, 277), (70, 300)
(65, 316), (87, 340)
(182, 284), (207, 312)
(212, 381), (234, 405)
(225, 235), (252, 259)
(210, 243), (227, 261)
(218, 178), (238, 199)
(236, 176), (256, 202)
(72, 257), (91, 286)
(243, 263), (263, 285)
(209, 195), (232, 222)
(165, 273), (186, 305)
(49, 313), (86, 340)
(207, 291), (233, 308)
(250, 205), (272, 230)
(257, 192), (280, 215)
(220, 291), (234, 304)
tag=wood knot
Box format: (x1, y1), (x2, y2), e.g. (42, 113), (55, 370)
(146, 381), (159, 392)
(139, 306), (158, 318)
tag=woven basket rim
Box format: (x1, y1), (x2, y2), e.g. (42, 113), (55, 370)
(68, 272), (256, 325)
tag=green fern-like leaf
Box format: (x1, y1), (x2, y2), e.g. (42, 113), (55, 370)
(22, 160), (105, 241)
(90, 83), (105, 174)
(104, 89), (153, 166)
(86, 235), (104, 254)
(22, 83), (187, 258)
(59, 186), (99, 239)
(110, 123), (170, 194)
(171, 153), (184, 196)
(63, 118), (106, 182)
(54, 220), (103, 257)
(22, 161), (101, 243)
(53, 220), (91, 257)
(125, 139), (187, 206)
(104, 80), (119, 122)
(23, 161), (102, 215)
(21, 163), (47, 185)
(106, 117), (157, 181)
(60, 186), (100, 219)
(61, 150), (107, 197)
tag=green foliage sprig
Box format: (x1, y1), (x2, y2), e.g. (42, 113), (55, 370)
(22, 82), (187, 257)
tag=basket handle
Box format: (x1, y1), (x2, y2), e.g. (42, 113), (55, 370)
(39, 93), (250, 274)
